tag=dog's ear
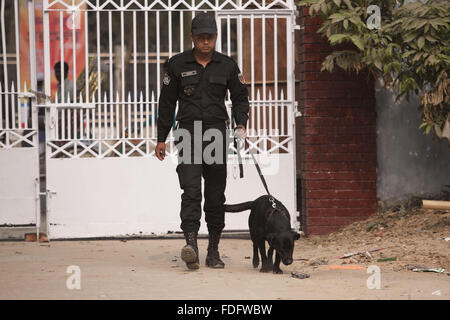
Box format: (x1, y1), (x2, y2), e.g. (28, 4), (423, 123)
(291, 231), (301, 240)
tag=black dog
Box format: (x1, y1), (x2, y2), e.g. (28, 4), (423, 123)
(224, 195), (300, 274)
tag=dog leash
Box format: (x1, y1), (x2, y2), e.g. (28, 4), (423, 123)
(245, 145), (277, 209)
(230, 112), (277, 210)
(231, 122), (276, 209)
(244, 141), (271, 197)
(229, 114), (243, 179)
(234, 136), (244, 179)
(243, 144), (291, 220)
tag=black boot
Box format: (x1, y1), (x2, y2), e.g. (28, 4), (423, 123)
(181, 231), (199, 270)
(205, 231), (225, 268)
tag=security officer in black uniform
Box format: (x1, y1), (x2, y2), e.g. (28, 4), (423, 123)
(155, 12), (249, 270)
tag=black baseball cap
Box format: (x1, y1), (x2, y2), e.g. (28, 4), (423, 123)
(191, 12), (217, 36)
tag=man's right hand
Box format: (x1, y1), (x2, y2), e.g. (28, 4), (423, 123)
(155, 142), (166, 161)
(234, 125), (247, 140)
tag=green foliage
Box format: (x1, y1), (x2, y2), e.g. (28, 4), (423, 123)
(298, 0), (450, 141)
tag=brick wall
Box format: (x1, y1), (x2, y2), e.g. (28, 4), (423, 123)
(297, 7), (377, 235)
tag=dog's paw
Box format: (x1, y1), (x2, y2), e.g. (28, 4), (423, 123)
(259, 264), (273, 273)
(273, 268), (283, 274)
(252, 259), (259, 268)
(260, 261), (273, 273)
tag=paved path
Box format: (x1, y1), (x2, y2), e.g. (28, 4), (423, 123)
(0, 239), (448, 300)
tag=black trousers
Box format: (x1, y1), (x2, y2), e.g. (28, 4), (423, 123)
(175, 121), (229, 233)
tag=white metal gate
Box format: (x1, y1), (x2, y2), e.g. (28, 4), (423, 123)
(38, 0), (298, 239)
(0, 0), (40, 234)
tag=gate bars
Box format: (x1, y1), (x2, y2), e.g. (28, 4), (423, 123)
(0, 0), (38, 148)
(41, 0), (296, 159)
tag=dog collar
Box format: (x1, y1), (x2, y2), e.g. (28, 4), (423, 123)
(268, 196), (277, 209)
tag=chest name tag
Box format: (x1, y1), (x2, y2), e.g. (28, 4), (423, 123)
(181, 70), (197, 77)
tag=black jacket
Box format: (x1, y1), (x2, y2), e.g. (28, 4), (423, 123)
(157, 49), (249, 142)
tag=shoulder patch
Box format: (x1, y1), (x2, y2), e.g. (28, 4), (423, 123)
(163, 72), (170, 85)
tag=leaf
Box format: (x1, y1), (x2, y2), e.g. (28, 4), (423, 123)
(349, 16), (363, 27)
(434, 124), (442, 137)
(329, 34), (348, 44)
(333, 0), (341, 6)
(403, 32), (419, 42)
(425, 34), (437, 43)
(417, 36), (425, 49)
(374, 59), (382, 71)
(342, 0), (353, 10)
(321, 1), (328, 14)
(414, 19), (428, 30)
(402, 50), (416, 59)
(391, 62), (401, 72)
(412, 52), (423, 63)
(330, 13), (346, 23)
(321, 55), (335, 72)
(350, 35), (364, 50)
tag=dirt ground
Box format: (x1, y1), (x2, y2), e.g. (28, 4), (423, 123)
(0, 208), (449, 300)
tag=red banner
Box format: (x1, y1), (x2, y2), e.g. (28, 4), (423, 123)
(20, 0), (86, 98)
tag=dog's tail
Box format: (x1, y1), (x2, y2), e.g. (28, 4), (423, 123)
(224, 201), (254, 213)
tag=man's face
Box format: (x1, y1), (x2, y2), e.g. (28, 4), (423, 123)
(54, 67), (62, 83)
(191, 33), (217, 55)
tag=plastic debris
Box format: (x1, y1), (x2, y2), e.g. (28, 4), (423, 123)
(291, 271), (310, 279)
(445, 237), (450, 242)
(339, 252), (359, 259)
(405, 264), (428, 270)
(338, 247), (383, 259)
(326, 265), (366, 270)
(412, 268), (446, 274)
(377, 257), (397, 262)
(309, 258), (328, 266)
(432, 290), (442, 296)
(342, 258), (360, 264)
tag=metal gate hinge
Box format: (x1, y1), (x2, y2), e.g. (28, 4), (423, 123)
(294, 102), (302, 117)
(294, 25), (304, 31)
(40, 189), (57, 198)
